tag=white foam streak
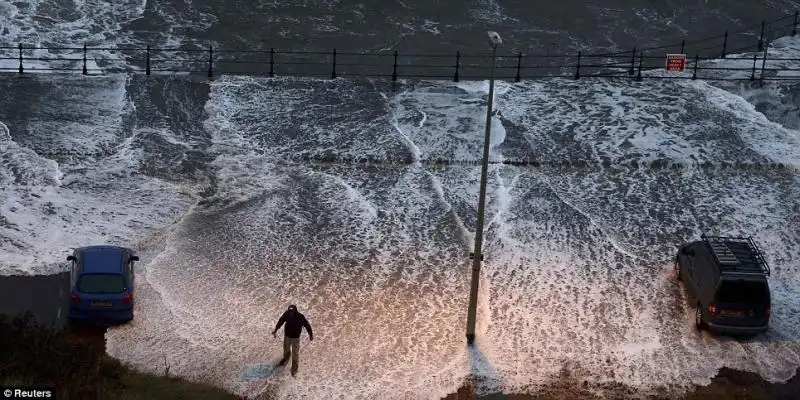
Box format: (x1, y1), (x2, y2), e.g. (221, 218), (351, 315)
(0, 0), (148, 73)
(0, 121), (63, 187)
(390, 115), (422, 165)
(541, 176), (640, 260)
(424, 170), (471, 249)
(692, 80), (800, 165)
(311, 169), (379, 220)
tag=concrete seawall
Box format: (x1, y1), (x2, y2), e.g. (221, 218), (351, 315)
(0, 272), (71, 330)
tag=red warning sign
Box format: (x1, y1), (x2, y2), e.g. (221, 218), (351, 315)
(665, 54), (687, 72)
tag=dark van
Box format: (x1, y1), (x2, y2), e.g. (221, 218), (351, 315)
(67, 245), (139, 325)
(674, 234), (771, 335)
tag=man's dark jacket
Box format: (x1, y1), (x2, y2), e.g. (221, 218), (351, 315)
(274, 310), (313, 339)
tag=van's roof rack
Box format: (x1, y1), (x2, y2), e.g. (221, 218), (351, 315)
(701, 234), (770, 277)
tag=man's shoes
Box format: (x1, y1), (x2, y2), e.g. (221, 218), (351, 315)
(291, 370), (296, 377)
(278, 357), (288, 366)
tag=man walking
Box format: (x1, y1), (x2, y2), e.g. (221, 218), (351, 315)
(272, 304), (313, 376)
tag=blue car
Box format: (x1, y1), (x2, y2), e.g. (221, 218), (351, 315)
(67, 245), (139, 325)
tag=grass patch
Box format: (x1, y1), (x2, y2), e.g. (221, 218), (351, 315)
(0, 312), (242, 400)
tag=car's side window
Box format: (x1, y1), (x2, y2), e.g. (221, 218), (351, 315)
(127, 255), (134, 288)
(684, 249), (694, 274)
(127, 263), (133, 288)
(695, 252), (705, 274)
(685, 249), (701, 294)
(698, 252), (715, 297)
(73, 253), (82, 284)
(70, 257), (75, 284)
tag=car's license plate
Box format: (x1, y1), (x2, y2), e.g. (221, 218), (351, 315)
(720, 310), (743, 317)
(91, 301), (112, 308)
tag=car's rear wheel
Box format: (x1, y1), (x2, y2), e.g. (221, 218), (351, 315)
(695, 304), (706, 330)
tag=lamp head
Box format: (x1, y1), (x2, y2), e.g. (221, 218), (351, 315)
(487, 31), (502, 47)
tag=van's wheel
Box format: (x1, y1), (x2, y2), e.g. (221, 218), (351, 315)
(695, 304), (706, 330)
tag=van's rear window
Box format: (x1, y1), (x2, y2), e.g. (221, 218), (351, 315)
(77, 274), (125, 294)
(715, 280), (769, 303)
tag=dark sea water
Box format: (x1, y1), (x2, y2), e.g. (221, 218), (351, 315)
(1, 2), (800, 399)
(2, 0), (799, 74)
(126, 0), (798, 53)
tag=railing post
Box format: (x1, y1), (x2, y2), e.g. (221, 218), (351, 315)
(750, 54), (758, 80)
(721, 31), (728, 58)
(574, 51), (581, 79)
(680, 40), (685, 54)
(629, 47), (635, 75)
(759, 41), (768, 84)
(793, 10), (798, 36)
(330, 48), (337, 79)
(269, 48), (274, 77)
(515, 52), (522, 82)
(692, 53), (699, 80)
(453, 51), (460, 82)
(392, 50), (398, 82)
(758, 20), (765, 52)
(82, 44), (88, 75)
(207, 45), (213, 79)
(145, 45), (151, 76)
(635, 53), (643, 82)
(17, 43), (23, 74)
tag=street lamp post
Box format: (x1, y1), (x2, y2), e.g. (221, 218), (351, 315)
(466, 31), (502, 345)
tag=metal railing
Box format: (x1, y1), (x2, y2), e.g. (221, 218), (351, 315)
(0, 10), (798, 81)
